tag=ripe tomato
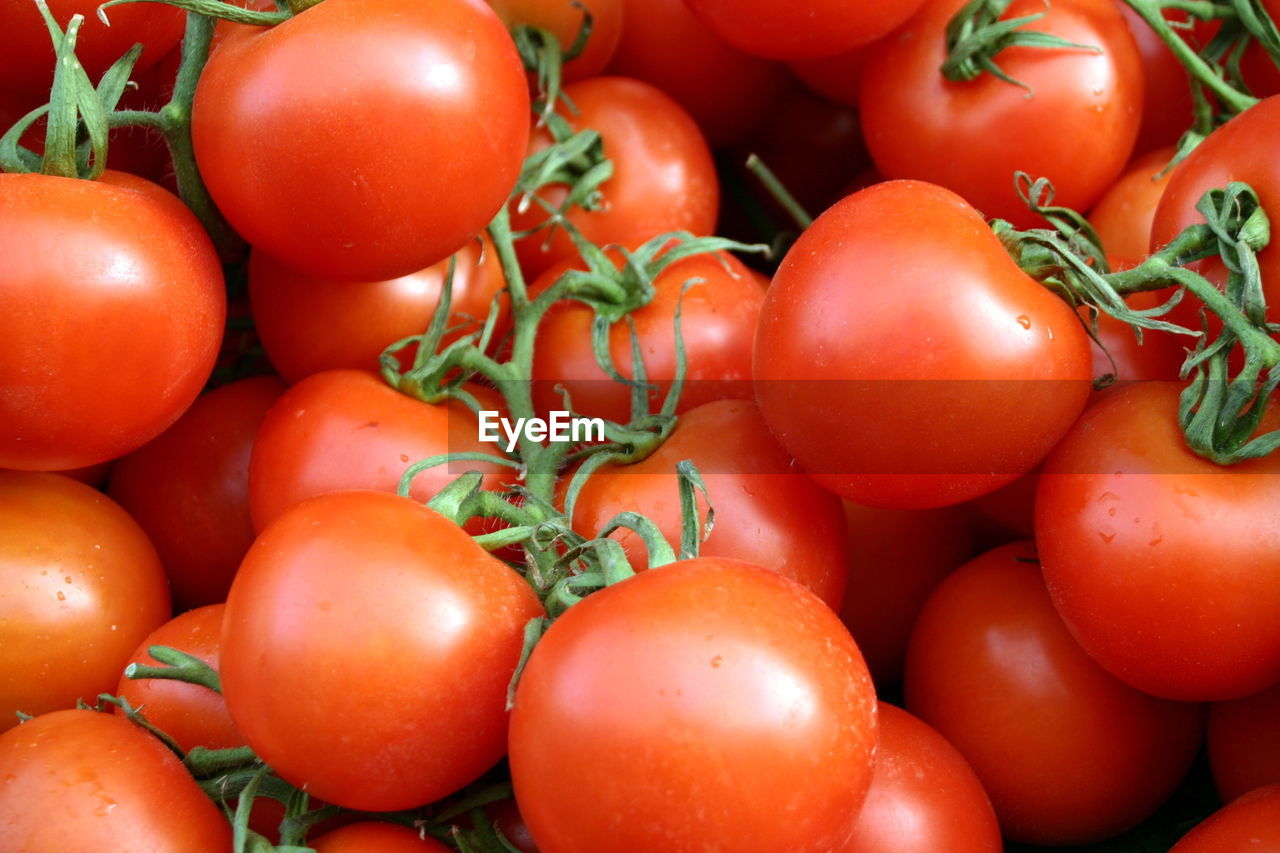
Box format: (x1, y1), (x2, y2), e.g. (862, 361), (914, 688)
(249, 236), (508, 384)
(530, 248), (762, 423)
(841, 704), (1001, 853)
(1117, 4), (1199, 154)
(509, 558), (878, 853)
(789, 46), (869, 109)
(682, 0), (928, 60)
(605, 0), (792, 146)
(754, 180), (1092, 509)
(839, 501), (972, 685)
(311, 822), (452, 853)
(192, 0), (530, 281)
(0, 472), (170, 732)
(905, 541), (1206, 844)
(487, 0), (624, 82)
(247, 370), (508, 533)
(568, 399), (849, 608)
(512, 77), (719, 280)
(1169, 784), (1280, 852)
(0, 709), (233, 852)
(114, 604), (242, 754)
(108, 375), (286, 610)
(222, 491), (543, 811)
(1090, 146), (1177, 270)
(861, 0), (1143, 226)
(1209, 683), (1280, 802)
(0, 172), (224, 471)
(1036, 382), (1280, 701)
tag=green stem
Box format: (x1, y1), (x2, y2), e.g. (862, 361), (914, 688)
(744, 154), (813, 231)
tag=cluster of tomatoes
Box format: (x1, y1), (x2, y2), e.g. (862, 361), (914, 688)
(3, 0), (1280, 851)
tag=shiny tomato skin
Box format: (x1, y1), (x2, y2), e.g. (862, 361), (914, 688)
(605, 0), (792, 147)
(861, 0), (1143, 226)
(0, 472), (171, 732)
(222, 490), (544, 811)
(509, 558), (878, 853)
(1037, 382), (1280, 701)
(569, 400), (849, 608)
(530, 249), (761, 423)
(754, 180), (1092, 509)
(192, 0), (529, 282)
(108, 375), (286, 610)
(1209, 683), (1280, 802)
(682, 0), (928, 60)
(114, 604), (242, 754)
(247, 370), (507, 533)
(0, 172), (225, 471)
(0, 709), (233, 852)
(1169, 784), (1280, 852)
(512, 77), (719, 280)
(905, 541), (1206, 844)
(249, 236), (508, 384)
(841, 704), (1001, 853)
(487, 0), (624, 82)
(311, 822), (452, 852)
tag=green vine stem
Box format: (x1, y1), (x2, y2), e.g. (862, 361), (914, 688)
(124, 645), (223, 692)
(942, 0), (1102, 92)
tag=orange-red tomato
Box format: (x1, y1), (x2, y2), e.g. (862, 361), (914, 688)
(1209, 683), (1280, 802)
(1169, 785), (1280, 852)
(311, 822), (452, 852)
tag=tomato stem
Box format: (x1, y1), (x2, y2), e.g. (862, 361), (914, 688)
(744, 154), (814, 231)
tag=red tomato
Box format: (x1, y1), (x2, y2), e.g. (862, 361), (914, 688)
(114, 604), (242, 754)
(1117, 4), (1198, 155)
(0, 0), (184, 98)
(1209, 683), (1280, 802)
(568, 399), (849, 608)
(861, 0), (1143, 226)
(0, 709), (233, 852)
(247, 370), (508, 533)
(841, 704), (1001, 853)
(529, 249), (762, 423)
(192, 0), (530, 281)
(512, 77), (719, 280)
(605, 0), (792, 146)
(966, 466), (1039, 545)
(905, 541), (1206, 844)
(789, 46), (870, 109)
(1090, 146), (1177, 270)
(222, 490), (543, 811)
(0, 172), (224, 471)
(509, 558), (878, 853)
(1169, 784), (1280, 852)
(311, 822), (451, 853)
(0, 472), (170, 732)
(682, 0), (928, 60)
(108, 375), (286, 610)
(1036, 382), (1280, 701)
(839, 501), (972, 685)
(487, 0), (624, 82)
(754, 180), (1093, 509)
(249, 236), (509, 384)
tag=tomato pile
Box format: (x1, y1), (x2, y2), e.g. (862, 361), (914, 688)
(3, 0), (1280, 851)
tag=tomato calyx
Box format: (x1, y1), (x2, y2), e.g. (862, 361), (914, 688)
(509, 8), (595, 122)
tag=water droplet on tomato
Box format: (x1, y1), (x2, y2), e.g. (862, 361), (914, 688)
(1016, 315), (1031, 329)
(710, 656), (723, 668)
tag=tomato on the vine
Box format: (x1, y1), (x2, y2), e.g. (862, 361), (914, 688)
(682, 0), (928, 60)
(487, 0), (624, 82)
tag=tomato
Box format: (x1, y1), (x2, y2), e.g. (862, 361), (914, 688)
(108, 375), (286, 610)
(841, 704), (1001, 853)
(966, 467), (1039, 544)
(682, 0), (928, 60)
(568, 399), (849, 608)
(0, 472), (170, 732)
(192, 0), (530, 281)
(0, 0), (184, 98)
(1036, 382), (1280, 701)
(1116, 4), (1200, 155)
(839, 501), (972, 685)
(511, 77), (719, 280)
(1091, 146), (1177, 270)
(487, 0), (624, 82)
(0, 172), (224, 471)
(1169, 784), (1280, 852)
(311, 822), (451, 853)
(529, 248), (762, 423)
(904, 541), (1206, 844)
(114, 604), (242, 754)
(249, 236), (508, 384)
(247, 370), (508, 533)
(789, 46), (869, 109)
(754, 180), (1093, 509)
(222, 490), (543, 811)
(0, 709), (233, 852)
(1209, 683), (1280, 802)
(861, 0), (1143, 227)
(605, 0), (792, 146)
(509, 558), (878, 853)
